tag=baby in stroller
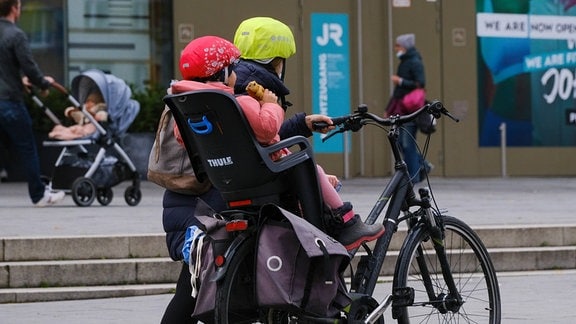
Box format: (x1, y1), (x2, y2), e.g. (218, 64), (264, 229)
(42, 69), (142, 207)
(48, 88), (108, 140)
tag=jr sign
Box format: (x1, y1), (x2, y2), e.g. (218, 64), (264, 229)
(311, 13), (351, 153)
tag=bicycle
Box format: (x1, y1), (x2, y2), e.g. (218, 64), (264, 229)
(164, 91), (501, 323)
(321, 101), (501, 323)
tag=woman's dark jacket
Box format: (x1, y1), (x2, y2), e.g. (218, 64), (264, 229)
(392, 47), (426, 99)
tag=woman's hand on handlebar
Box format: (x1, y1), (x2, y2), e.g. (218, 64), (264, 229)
(22, 76), (56, 97)
(306, 114), (335, 134)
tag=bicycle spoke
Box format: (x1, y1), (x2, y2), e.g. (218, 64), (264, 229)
(393, 216), (501, 323)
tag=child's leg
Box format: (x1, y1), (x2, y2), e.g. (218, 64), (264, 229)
(315, 164), (385, 250)
(316, 164), (354, 223)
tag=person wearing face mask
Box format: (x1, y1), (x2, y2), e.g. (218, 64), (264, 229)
(385, 33), (432, 183)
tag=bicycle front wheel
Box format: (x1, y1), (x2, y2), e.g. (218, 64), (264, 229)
(393, 215), (501, 324)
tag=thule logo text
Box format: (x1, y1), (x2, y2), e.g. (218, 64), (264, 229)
(207, 156), (233, 167)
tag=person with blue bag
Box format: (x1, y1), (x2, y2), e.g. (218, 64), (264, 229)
(160, 17), (384, 323)
(158, 20), (335, 324)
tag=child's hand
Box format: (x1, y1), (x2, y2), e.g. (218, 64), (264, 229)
(325, 174), (339, 188)
(261, 89), (278, 104)
(65, 107), (84, 124)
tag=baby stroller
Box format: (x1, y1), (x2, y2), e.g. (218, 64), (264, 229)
(41, 69), (142, 207)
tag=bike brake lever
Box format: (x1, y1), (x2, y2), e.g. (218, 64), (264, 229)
(321, 128), (344, 143)
(428, 100), (460, 122)
(443, 110), (460, 122)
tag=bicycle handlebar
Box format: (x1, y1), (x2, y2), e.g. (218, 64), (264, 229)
(315, 100), (459, 142)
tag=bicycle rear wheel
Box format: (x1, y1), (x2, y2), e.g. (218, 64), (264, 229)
(213, 235), (325, 324)
(393, 215), (501, 323)
(214, 236), (262, 323)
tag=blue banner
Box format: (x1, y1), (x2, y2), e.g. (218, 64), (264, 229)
(311, 13), (351, 153)
(477, 0), (576, 146)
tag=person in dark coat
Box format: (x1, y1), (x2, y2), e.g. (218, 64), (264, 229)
(160, 17), (339, 324)
(0, 0), (65, 206)
(386, 33), (432, 183)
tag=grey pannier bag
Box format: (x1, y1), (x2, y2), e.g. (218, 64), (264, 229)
(256, 204), (351, 317)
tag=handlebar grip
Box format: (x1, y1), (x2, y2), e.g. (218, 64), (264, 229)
(312, 116), (349, 130)
(50, 81), (69, 95)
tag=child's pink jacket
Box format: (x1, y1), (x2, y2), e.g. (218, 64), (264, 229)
(171, 80), (287, 160)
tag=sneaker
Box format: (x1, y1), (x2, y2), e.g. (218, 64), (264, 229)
(34, 190), (65, 207)
(0, 168), (7, 182)
(425, 160), (434, 174)
(336, 215), (385, 250)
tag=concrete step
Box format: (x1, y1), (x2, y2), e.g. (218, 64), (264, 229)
(0, 234), (179, 303)
(1, 224), (575, 303)
(350, 245), (576, 277)
(0, 258), (181, 288)
(3, 224), (573, 262)
(0, 284), (175, 303)
(1, 234), (168, 261)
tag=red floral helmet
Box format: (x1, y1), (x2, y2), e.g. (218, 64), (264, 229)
(179, 36), (241, 80)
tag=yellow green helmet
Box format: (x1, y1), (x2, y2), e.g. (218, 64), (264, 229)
(234, 17), (296, 62)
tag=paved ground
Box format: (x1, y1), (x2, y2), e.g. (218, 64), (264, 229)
(2, 176), (576, 237)
(1, 176), (576, 323)
(1, 270), (575, 323)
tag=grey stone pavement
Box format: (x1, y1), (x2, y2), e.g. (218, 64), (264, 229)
(1, 176), (576, 323)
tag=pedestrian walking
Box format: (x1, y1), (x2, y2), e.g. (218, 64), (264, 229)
(385, 33), (432, 183)
(0, 0), (64, 206)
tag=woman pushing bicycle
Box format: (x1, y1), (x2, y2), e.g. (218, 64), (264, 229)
(160, 18), (384, 323)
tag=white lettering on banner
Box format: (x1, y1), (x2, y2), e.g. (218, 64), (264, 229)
(524, 51), (576, 71)
(316, 23), (343, 46)
(318, 54), (328, 116)
(541, 68), (576, 104)
(477, 13), (576, 40)
(206, 157), (233, 167)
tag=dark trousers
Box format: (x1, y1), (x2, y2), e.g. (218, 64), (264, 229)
(0, 100), (45, 202)
(161, 263), (197, 324)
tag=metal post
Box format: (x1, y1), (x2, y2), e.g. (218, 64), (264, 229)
(499, 122), (507, 177)
(356, 0), (364, 178)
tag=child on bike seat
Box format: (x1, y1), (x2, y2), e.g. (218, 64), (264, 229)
(173, 35), (384, 250)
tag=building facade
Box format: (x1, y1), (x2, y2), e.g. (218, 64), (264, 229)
(22, 0), (576, 177)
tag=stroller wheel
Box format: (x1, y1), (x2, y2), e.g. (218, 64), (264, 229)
(124, 185), (142, 206)
(71, 177), (96, 207)
(97, 187), (114, 206)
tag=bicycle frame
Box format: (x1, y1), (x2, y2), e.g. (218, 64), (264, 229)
(335, 102), (466, 322)
(350, 123), (419, 296)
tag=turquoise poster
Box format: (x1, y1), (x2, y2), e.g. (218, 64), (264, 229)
(311, 13), (351, 153)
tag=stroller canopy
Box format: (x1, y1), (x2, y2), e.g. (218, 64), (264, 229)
(71, 69), (140, 136)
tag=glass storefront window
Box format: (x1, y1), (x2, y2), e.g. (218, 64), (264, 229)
(20, 0), (65, 83)
(21, 0), (172, 91)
